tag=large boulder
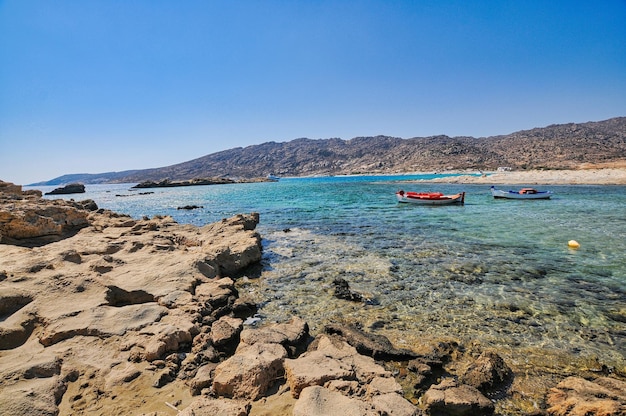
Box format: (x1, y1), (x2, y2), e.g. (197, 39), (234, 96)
(212, 342), (287, 400)
(284, 334), (391, 398)
(210, 315), (243, 353)
(197, 214), (262, 277)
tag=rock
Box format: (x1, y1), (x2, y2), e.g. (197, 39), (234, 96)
(423, 378), (494, 415)
(105, 285), (154, 306)
(0, 180), (23, 196)
(137, 319), (196, 361)
(365, 376), (404, 397)
(324, 323), (418, 361)
(459, 350), (512, 397)
(177, 205), (203, 210)
(371, 393), (421, 416)
(179, 397), (251, 416)
(60, 249), (82, 263)
(73, 199), (98, 211)
(195, 277), (237, 307)
(293, 386), (378, 416)
(153, 368), (175, 388)
(546, 376), (626, 416)
(332, 277), (363, 302)
(212, 342), (287, 400)
(158, 290), (194, 309)
(189, 363), (218, 395)
(411, 340), (459, 368)
(210, 315), (243, 352)
(45, 183), (85, 195)
(0, 199), (90, 242)
(199, 214), (262, 276)
(239, 316), (309, 356)
(284, 334), (391, 398)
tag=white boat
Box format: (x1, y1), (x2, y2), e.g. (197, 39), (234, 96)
(396, 190), (465, 205)
(267, 174), (280, 181)
(490, 186), (552, 199)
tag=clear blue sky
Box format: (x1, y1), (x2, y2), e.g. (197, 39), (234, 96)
(1, 1), (625, 185)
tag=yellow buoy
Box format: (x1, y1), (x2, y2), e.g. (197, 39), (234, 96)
(568, 240), (580, 249)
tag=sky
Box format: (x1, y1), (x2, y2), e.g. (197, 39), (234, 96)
(1, 1), (625, 185)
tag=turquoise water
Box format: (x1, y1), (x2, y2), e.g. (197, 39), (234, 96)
(34, 175), (626, 380)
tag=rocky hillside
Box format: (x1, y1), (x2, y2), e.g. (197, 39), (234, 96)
(35, 117), (626, 185)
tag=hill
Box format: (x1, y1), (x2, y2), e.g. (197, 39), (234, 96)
(32, 117), (626, 185)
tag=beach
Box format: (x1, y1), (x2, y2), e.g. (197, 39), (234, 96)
(423, 167), (626, 185)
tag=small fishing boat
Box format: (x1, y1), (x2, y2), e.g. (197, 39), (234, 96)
(490, 186), (552, 199)
(396, 190), (465, 205)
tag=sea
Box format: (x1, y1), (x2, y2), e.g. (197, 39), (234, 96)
(31, 174), (626, 399)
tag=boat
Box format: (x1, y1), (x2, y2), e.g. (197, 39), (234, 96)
(490, 186), (552, 199)
(267, 174), (280, 181)
(396, 190), (465, 205)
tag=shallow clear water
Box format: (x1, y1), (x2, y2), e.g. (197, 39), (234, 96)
(34, 176), (626, 379)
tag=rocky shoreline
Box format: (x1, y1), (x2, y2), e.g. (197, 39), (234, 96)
(1, 179), (625, 415)
(131, 177), (273, 189)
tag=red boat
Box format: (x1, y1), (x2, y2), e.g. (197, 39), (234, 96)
(396, 190), (465, 205)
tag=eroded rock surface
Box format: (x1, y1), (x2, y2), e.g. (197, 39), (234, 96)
(0, 182), (263, 415)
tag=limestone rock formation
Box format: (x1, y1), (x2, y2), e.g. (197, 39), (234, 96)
(0, 183), (264, 414)
(0, 181), (93, 244)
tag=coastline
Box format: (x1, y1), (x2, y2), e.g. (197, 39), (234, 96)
(2, 179), (625, 415)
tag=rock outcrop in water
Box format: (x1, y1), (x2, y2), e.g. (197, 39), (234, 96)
(1, 180), (625, 415)
(44, 183), (86, 195)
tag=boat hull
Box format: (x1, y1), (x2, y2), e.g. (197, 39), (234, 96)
(490, 187), (552, 199)
(396, 191), (465, 205)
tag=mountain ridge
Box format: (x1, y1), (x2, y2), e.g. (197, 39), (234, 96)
(31, 116), (626, 185)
